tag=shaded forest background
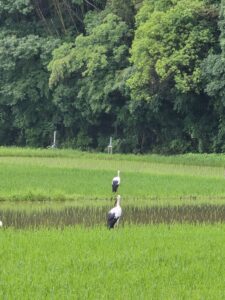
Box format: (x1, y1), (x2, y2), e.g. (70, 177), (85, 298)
(1, 0), (225, 154)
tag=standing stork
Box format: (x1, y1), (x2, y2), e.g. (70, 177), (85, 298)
(107, 195), (122, 229)
(112, 170), (120, 193)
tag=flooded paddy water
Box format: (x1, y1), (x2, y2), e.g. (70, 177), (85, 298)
(1, 201), (225, 228)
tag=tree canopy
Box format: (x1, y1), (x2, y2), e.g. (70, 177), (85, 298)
(0, 0), (224, 153)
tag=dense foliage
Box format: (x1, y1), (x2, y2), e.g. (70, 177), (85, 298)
(0, 0), (224, 153)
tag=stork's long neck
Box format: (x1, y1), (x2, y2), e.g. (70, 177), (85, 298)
(116, 199), (120, 207)
(117, 170), (120, 177)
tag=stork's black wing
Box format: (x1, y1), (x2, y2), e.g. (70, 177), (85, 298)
(107, 213), (119, 229)
(112, 180), (119, 192)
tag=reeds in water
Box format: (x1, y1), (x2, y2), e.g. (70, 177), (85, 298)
(1, 204), (225, 228)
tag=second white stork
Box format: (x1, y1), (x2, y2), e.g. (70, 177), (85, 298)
(112, 170), (120, 193)
(107, 195), (122, 229)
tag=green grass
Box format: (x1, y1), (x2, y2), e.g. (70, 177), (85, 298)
(1, 146), (225, 171)
(1, 148), (225, 299)
(2, 146), (225, 167)
(1, 225), (225, 299)
(0, 147), (225, 205)
(0, 162), (225, 203)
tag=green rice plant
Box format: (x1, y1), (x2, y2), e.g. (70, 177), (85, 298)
(1, 147), (225, 204)
(1, 225), (225, 299)
(0, 155), (224, 178)
(1, 146), (225, 167)
(0, 163), (225, 202)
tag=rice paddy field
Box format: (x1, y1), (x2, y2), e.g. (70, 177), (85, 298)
(1, 147), (225, 299)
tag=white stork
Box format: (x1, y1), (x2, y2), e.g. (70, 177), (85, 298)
(107, 195), (122, 229)
(112, 170), (120, 193)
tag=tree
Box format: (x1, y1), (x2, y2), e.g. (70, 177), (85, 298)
(48, 12), (132, 149)
(0, 0), (103, 147)
(128, 0), (217, 100)
(201, 0), (225, 152)
(106, 0), (135, 26)
(126, 0), (219, 153)
(0, 34), (61, 146)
